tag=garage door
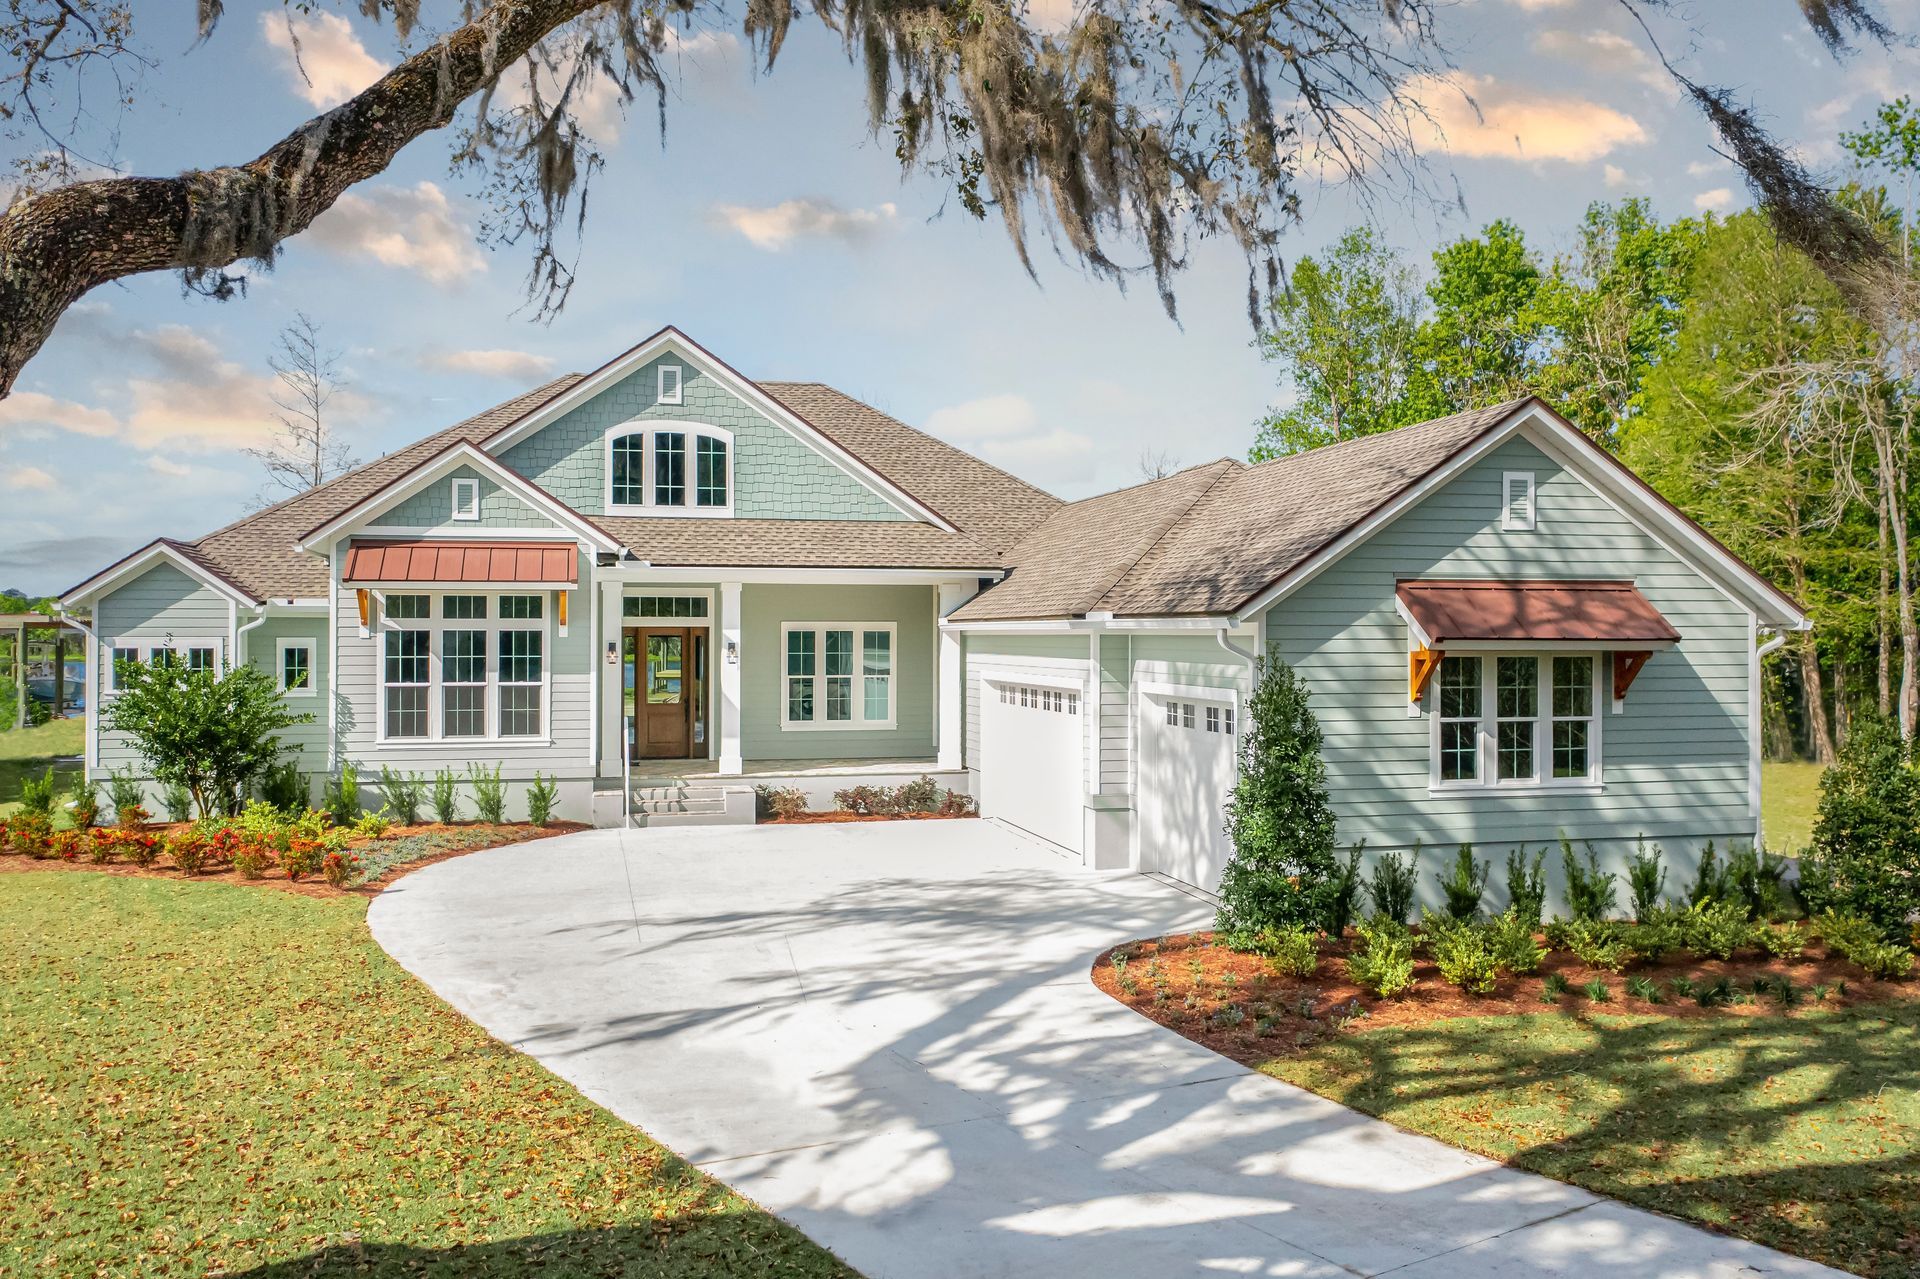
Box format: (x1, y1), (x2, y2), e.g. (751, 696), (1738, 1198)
(1139, 691), (1238, 891)
(980, 679), (1084, 853)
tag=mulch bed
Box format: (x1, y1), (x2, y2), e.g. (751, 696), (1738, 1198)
(762, 812), (977, 824)
(1092, 928), (1917, 1064)
(0, 821), (588, 898)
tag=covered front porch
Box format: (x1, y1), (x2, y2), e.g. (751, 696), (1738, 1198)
(628, 755), (946, 780)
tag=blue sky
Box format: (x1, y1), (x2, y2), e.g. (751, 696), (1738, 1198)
(1, 0), (1915, 595)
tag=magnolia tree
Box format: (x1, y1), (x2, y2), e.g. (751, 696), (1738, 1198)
(104, 658), (312, 819)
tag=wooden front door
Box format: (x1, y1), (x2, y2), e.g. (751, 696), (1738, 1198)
(629, 627), (693, 758)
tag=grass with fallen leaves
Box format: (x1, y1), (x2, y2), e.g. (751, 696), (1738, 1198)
(0, 873), (856, 1278)
(1268, 1006), (1920, 1277)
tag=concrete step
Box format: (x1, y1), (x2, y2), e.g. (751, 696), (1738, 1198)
(632, 784), (727, 801)
(643, 808), (755, 828)
(631, 796), (727, 815)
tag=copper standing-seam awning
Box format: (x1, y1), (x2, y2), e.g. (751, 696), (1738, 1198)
(1398, 579), (1680, 703)
(343, 539), (578, 585)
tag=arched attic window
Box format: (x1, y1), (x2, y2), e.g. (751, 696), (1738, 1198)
(605, 422), (732, 516)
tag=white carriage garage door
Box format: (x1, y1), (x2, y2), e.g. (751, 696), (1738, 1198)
(1138, 689), (1238, 892)
(979, 678), (1084, 854)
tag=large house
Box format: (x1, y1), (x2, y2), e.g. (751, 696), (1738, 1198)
(61, 327), (1808, 897)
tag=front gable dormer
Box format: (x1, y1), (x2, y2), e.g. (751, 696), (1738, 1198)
(484, 328), (949, 526)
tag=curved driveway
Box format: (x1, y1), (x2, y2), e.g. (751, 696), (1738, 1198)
(371, 821), (1841, 1279)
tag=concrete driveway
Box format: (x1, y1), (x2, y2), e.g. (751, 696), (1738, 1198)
(370, 821), (1842, 1279)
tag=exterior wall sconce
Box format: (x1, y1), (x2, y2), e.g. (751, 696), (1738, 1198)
(726, 640), (739, 664)
(605, 641), (618, 665)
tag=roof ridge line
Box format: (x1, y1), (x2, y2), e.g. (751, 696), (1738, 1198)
(1084, 459), (1241, 615)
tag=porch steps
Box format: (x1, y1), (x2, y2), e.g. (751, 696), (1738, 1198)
(626, 780), (756, 828)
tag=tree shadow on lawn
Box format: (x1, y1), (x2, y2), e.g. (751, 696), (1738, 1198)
(221, 1219), (858, 1278)
(1278, 1001), (1920, 1275)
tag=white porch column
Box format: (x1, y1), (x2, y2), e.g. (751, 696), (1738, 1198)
(719, 581), (743, 775)
(936, 580), (970, 771)
(597, 579), (622, 776)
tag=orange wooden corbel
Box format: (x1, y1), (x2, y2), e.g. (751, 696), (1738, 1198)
(557, 590), (569, 628)
(355, 589), (370, 629)
(1612, 651), (1651, 701)
(1410, 646), (1442, 704)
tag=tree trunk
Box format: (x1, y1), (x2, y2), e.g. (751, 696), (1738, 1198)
(1880, 486), (1893, 717)
(1872, 424), (1919, 739)
(1797, 629), (1837, 764)
(0, 0), (601, 397)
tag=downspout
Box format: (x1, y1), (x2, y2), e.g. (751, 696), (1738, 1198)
(1752, 625), (1788, 849)
(236, 605), (269, 668)
(56, 609), (100, 779)
(1217, 620), (1258, 684)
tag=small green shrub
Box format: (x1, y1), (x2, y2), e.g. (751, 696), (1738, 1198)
(1365, 843), (1420, 926)
(1487, 908), (1545, 974)
(1757, 922), (1807, 961)
(1813, 909), (1881, 957)
(1627, 837), (1666, 921)
(377, 767), (425, 825)
(896, 775), (940, 813)
(1628, 909), (1683, 961)
(1561, 919), (1637, 973)
(1799, 716), (1920, 941)
(258, 761), (307, 813)
(756, 785), (809, 819)
(526, 773), (560, 827)
(1669, 975), (1696, 1000)
(160, 782), (193, 823)
(1346, 917), (1416, 997)
(17, 767), (57, 818)
(106, 770), (145, 825)
(1688, 839), (1727, 906)
(1681, 898), (1756, 960)
(323, 764), (361, 824)
(1723, 841), (1789, 921)
(1436, 842), (1488, 921)
(1851, 941), (1914, 981)
(352, 808), (393, 841)
(1582, 978), (1612, 1002)
(1694, 976), (1734, 1007)
(1560, 836), (1618, 921)
(1256, 927), (1321, 978)
(469, 763), (506, 824)
(1324, 842), (1364, 937)
(1504, 846), (1547, 925)
(66, 782), (100, 830)
(431, 768), (460, 824)
(1625, 975), (1664, 1004)
(1429, 925), (1498, 995)
(1540, 972), (1570, 1002)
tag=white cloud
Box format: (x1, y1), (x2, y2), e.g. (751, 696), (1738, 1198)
(0, 390), (119, 439)
(303, 182), (485, 284)
(711, 199), (899, 251)
(1529, 29), (1669, 93)
(923, 393), (1093, 482)
(1404, 72), (1647, 164)
(924, 393), (1043, 440)
(1694, 187), (1736, 211)
(260, 12), (387, 110)
(420, 348), (556, 380)
(1505, 0), (1576, 8)
(1602, 163), (1644, 190)
(147, 456), (191, 477)
(1686, 159), (1726, 178)
(120, 326), (284, 453)
(4, 465), (56, 491)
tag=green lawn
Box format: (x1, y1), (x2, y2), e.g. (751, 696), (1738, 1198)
(1762, 760), (1825, 854)
(1268, 1006), (1920, 1277)
(0, 717), (83, 819)
(0, 873), (855, 1278)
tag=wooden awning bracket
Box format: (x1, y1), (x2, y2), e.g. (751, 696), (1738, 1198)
(1410, 646), (1442, 705)
(355, 588), (371, 639)
(1611, 650), (1651, 707)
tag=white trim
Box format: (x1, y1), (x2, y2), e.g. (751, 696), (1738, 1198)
(778, 621), (899, 732)
(60, 540), (257, 609)
(1501, 471), (1536, 532)
(355, 526), (583, 541)
(296, 443), (621, 555)
(478, 326), (956, 531)
(657, 362), (684, 405)
(1424, 651), (1604, 794)
(370, 589), (555, 747)
(619, 587), (717, 622)
(976, 665), (1090, 694)
(102, 635), (226, 693)
(1137, 678), (1241, 708)
(603, 420), (735, 518)
(718, 582), (743, 773)
(450, 477), (480, 522)
(276, 637), (318, 698)
(611, 565), (1002, 586)
(1752, 623), (1785, 845)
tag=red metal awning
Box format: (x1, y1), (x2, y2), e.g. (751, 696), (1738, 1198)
(1397, 579), (1680, 646)
(343, 539), (578, 585)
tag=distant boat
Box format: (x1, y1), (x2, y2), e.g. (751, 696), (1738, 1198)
(25, 677), (85, 712)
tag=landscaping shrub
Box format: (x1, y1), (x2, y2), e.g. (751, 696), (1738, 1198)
(431, 767), (460, 824)
(1850, 941), (1915, 981)
(833, 784), (888, 814)
(321, 848), (362, 888)
(119, 831), (160, 867)
(66, 782), (100, 831)
(1723, 841), (1789, 921)
(1365, 843), (1420, 926)
(84, 829), (115, 864)
(378, 766), (424, 824)
(1436, 842), (1488, 921)
(232, 842), (272, 879)
(167, 830), (210, 875)
(51, 831), (84, 861)
(1487, 907), (1545, 974)
(1253, 926), (1320, 978)
(1582, 978), (1613, 1002)
(896, 775), (941, 813)
(1688, 839), (1727, 906)
(1815, 909), (1917, 979)
(10, 812), (52, 859)
(352, 809), (393, 841)
(323, 764), (361, 824)
(526, 772), (560, 827)
(160, 782), (193, 824)
(757, 785), (809, 819)
(1627, 909), (1682, 961)
(1560, 836), (1618, 921)
(1680, 898), (1758, 960)
(1325, 843), (1364, 937)
(469, 763), (506, 824)
(1504, 846), (1547, 925)
(1346, 917), (1416, 997)
(1627, 838), (1666, 921)
(1556, 919), (1637, 972)
(1758, 921), (1807, 961)
(259, 760), (308, 813)
(1798, 716), (1920, 942)
(1429, 924), (1498, 995)
(936, 789), (979, 817)
(17, 766), (57, 818)
(281, 839), (321, 882)
(106, 770), (145, 827)
(1215, 651), (1343, 936)
(104, 658), (310, 817)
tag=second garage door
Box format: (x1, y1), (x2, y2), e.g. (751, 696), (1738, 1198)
(979, 678), (1085, 854)
(1138, 690), (1239, 891)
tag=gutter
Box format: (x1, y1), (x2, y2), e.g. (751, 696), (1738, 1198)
(236, 605), (270, 666)
(1216, 625), (1258, 690)
(1756, 628), (1788, 661)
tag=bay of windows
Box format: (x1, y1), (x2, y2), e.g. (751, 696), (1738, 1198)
(783, 623), (894, 729)
(1431, 653), (1598, 788)
(606, 424), (731, 513)
(379, 591), (548, 741)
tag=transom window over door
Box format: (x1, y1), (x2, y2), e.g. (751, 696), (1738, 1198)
(604, 422), (732, 515)
(782, 623), (896, 729)
(1429, 653), (1600, 789)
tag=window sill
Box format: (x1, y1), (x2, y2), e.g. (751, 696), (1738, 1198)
(780, 719), (898, 733)
(604, 505), (735, 519)
(1428, 780), (1604, 798)
(373, 737), (553, 749)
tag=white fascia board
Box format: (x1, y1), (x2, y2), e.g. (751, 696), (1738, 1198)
(941, 614), (1235, 634)
(604, 565), (998, 586)
(296, 443), (621, 555)
(940, 618), (1081, 634)
(479, 326), (956, 532)
(59, 540), (258, 610)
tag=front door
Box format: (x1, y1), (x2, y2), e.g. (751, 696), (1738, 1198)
(628, 627), (692, 758)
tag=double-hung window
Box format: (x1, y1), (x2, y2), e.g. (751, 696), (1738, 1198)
(1430, 653), (1600, 789)
(442, 595), (488, 738)
(604, 423), (731, 514)
(782, 623), (895, 729)
(106, 637), (223, 692)
(376, 591), (549, 742)
(498, 594), (544, 738)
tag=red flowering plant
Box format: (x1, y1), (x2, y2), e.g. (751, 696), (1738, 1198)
(10, 812), (52, 859)
(281, 837), (322, 882)
(51, 830), (85, 862)
(320, 847), (362, 888)
(116, 802), (150, 832)
(202, 826), (246, 870)
(0, 818), (10, 854)
(166, 830), (210, 875)
(87, 828), (119, 864)
(120, 831), (161, 867)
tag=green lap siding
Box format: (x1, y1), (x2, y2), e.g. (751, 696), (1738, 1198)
(91, 564), (232, 781)
(1265, 439), (1753, 911)
(742, 584), (935, 759)
(376, 465), (558, 530)
(243, 614), (329, 789)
